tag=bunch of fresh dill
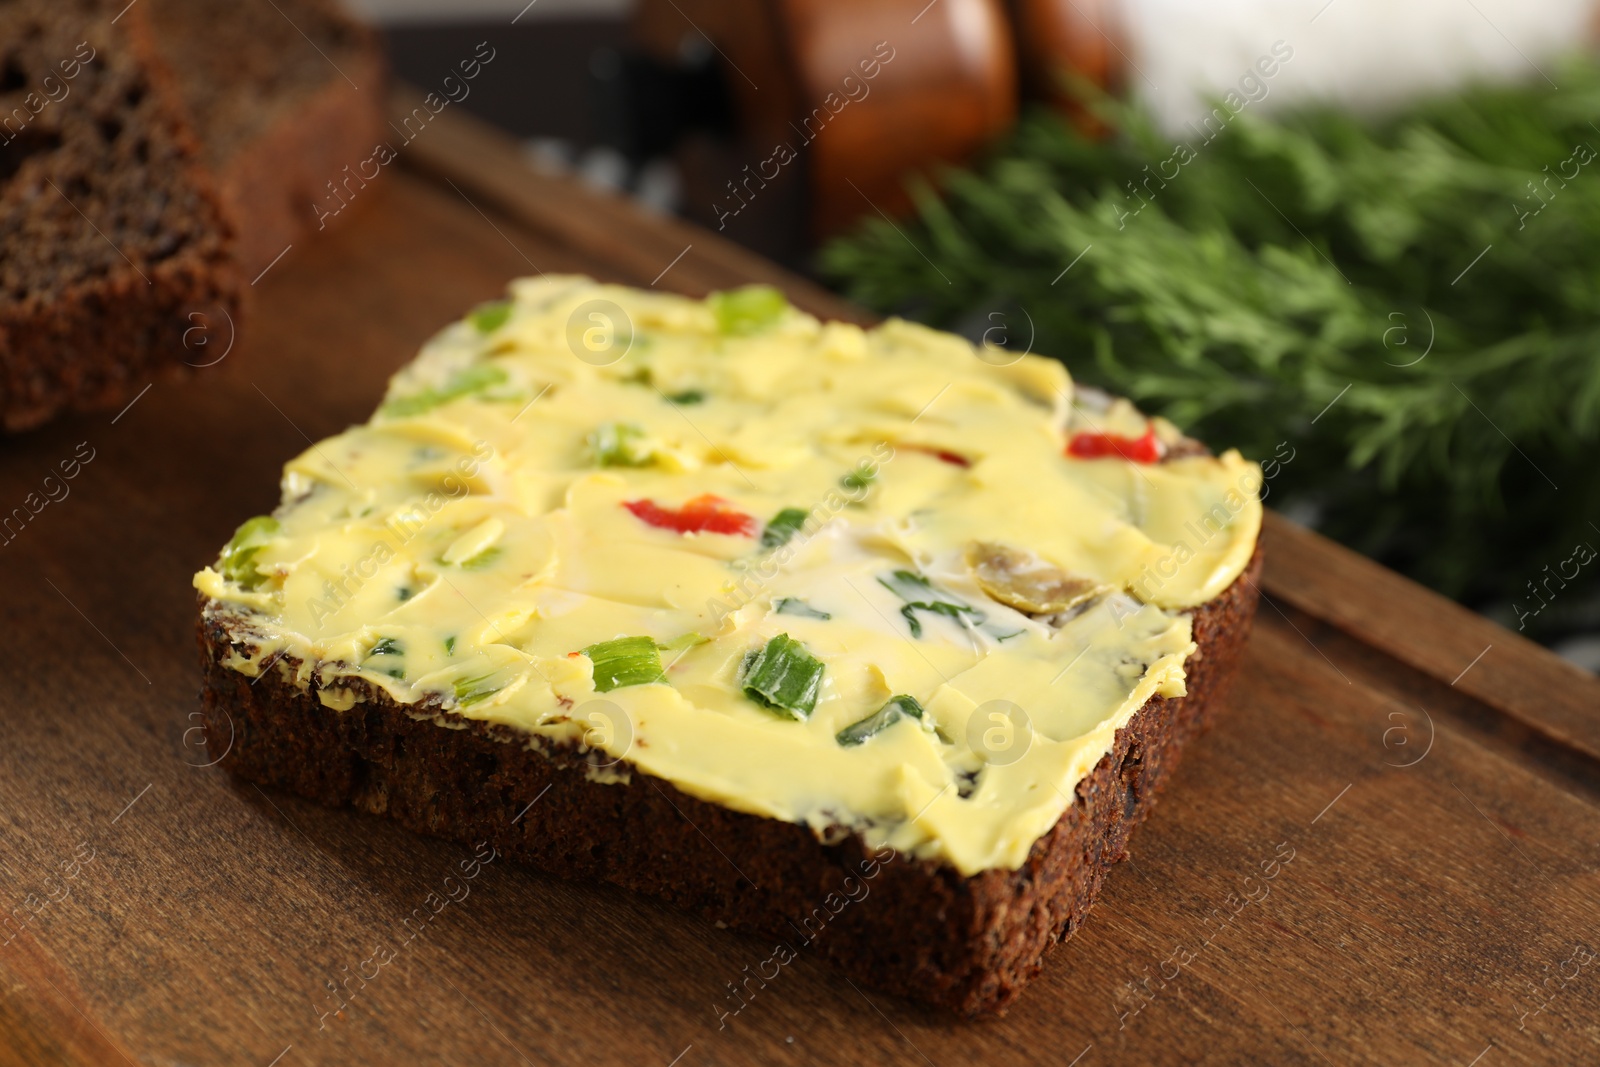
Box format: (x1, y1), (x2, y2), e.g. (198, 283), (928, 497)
(820, 59), (1600, 648)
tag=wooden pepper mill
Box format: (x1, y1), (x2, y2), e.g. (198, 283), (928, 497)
(601, 0), (1595, 262)
(607, 0), (1023, 262)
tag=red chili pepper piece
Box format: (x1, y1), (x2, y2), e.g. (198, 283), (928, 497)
(1066, 425), (1164, 464)
(623, 494), (757, 536)
(905, 444), (972, 468)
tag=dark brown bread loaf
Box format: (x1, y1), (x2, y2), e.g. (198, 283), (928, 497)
(0, 0), (242, 431)
(146, 0), (388, 278)
(197, 534), (1261, 1016)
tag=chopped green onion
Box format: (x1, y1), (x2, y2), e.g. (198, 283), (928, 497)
(878, 570), (984, 638)
(382, 364), (509, 418)
(469, 301), (512, 333)
(774, 597), (830, 620)
(656, 632), (708, 651)
(841, 464), (877, 491)
(901, 601), (981, 638)
(761, 507), (809, 550)
(582, 636), (665, 692)
(738, 633), (824, 720)
(219, 515), (280, 588)
(666, 389), (706, 405)
(436, 545), (503, 571)
(397, 586), (414, 602)
(453, 674), (504, 706)
(879, 570), (932, 599)
(459, 546), (502, 571)
(710, 285), (788, 335)
(363, 637), (406, 679)
(836, 695), (924, 747)
(890, 694), (925, 719)
(587, 421), (655, 467)
(443, 635), (457, 655)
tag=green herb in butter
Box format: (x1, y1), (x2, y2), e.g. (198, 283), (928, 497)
(739, 634), (824, 720)
(837, 695), (924, 747)
(582, 636), (665, 692)
(709, 284), (788, 336)
(219, 516), (279, 588)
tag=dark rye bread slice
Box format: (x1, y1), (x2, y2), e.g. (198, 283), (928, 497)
(0, 0), (242, 432)
(196, 539), (1262, 1016)
(146, 0), (388, 278)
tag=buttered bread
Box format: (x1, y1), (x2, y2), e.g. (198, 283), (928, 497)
(196, 277), (1263, 1013)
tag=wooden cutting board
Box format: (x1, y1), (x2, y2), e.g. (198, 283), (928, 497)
(1, 89), (1597, 1067)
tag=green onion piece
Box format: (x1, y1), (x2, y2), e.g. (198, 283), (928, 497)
(452, 364), (507, 391)
(710, 285), (789, 335)
(656, 632), (708, 651)
(436, 545), (503, 571)
(219, 515), (280, 588)
(469, 300), (512, 333)
(397, 586), (414, 602)
(582, 636), (665, 692)
(363, 637), (406, 678)
(666, 389), (706, 404)
(900, 601), (981, 638)
(738, 634), (824, 720)
(841, 464), (877, 491)
(836, 695), (924, 747)
(381, 364), (510, 418)
(587, 421), (655, 467)
(891, 694), (926, 720)
(453, 674), (504, 706)
(460, 546), (502, 571)
(443, 635), (457, 655)
(761, 507), (809, 550)
(774, 597), (830, 620)
(878, 569), (932, 599)
(877, 570), (984, 638)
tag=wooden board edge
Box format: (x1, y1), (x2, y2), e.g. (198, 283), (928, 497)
(1261, 511), (1600, 763)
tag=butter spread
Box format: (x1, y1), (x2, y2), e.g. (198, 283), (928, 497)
(195, 277), (1262, 875)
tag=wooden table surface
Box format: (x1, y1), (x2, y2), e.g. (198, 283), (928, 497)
(2, 91), (1597, 1067)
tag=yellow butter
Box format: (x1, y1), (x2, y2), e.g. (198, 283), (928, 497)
(195, 277), (1260, 875)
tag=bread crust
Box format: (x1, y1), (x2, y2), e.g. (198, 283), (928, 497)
(196, 545), (1261, 1016)
(0, 2), (243, 432)
(145, 0), (391, 279)
(213, 44), (389, 281)
(0, 0), (387, 431)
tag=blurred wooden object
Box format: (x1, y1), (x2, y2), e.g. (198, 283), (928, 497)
(780, 0), (1017, 235)
(630, 0), (1018, 257)
(618, 0), (1600, 261)
(1008, 0), (1124, 123)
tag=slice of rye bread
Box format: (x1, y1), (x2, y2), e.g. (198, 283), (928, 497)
(0, 0), (243, 432)
(145, 0), (388, 279)
(197, 527), (1262, 1016)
